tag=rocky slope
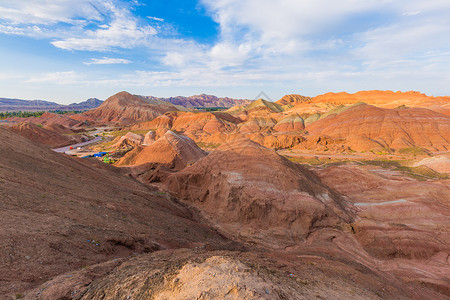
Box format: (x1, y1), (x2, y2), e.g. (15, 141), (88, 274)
(6, 111), (88, 128)
(171, 112), (241, 135)
(164, 139), (353, 248)
(317, 163), (450, 292)
(304, 103), (450, 152)
(24, 248), (421, 300)
(112, 132), (145, 148)
(273, 114), (305, 132)
(276, 94), (312, 106)
(0, 126), (237, 297)
(244, 98), (284, 114)
(9, 122), (86, 148)
(117, 131), (206, 170)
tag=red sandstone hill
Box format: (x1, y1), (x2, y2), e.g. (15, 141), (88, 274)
(112, 132), (145, 148)
(127, 110), (306, 150)
(171, 112), (241, 135)
(9, 122), (86, 148)
(305, 103), (450, 152)
(43, 123), (78, 134)
(117, 131), (206, 170)
(237, 116), (277, 134)
(244, 98), (284, 114)
(276, 94), (312, 106)
(39, 112), (87, 127)
(316, 163), (450, 292)
(6, 112), (88, 128)
(310, 90), (450, 115)
(164, 138), (353, 248)
(84, 91), (181, 124)
(273, 114), (305, 132)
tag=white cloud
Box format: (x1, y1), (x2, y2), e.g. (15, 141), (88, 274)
(83, 57), (131, 65)
(402, 11), (421, 16)
(0, 0), (157, 51)
(201, 0), (385, 41)
(209, 42), (251, 68)
(74, 0), (450, 95)
(147, 16), (164, 22)
(0, 0), (104, 25)
(354, 8), (450, 69)
(51, 3), (157, 51)
(180, 0), (450, 94)
(51, 21), (156, 51)
(26, 71), (81, 85)
(163, 52), (187, 67)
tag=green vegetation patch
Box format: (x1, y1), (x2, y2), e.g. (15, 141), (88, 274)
(369, 148), (392, 155)
(284, 156), (348, 167)
(196, 142), (221, 149)
(397, 147), (431, 156)
(0, 110), (84, 119)
(286, 154), (447, 180)
(194, 107), (228, 111)
(362, 159), (447, 180)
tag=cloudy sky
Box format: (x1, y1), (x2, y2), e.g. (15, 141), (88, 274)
(0, 0), (449, 103)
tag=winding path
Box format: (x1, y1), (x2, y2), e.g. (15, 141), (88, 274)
(52, 136), (102, 153)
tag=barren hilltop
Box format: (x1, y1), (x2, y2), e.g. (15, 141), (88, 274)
(1, 89), (449, 299)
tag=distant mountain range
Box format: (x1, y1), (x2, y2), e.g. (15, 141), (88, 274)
(143, 94), (252, 108)
(0, 94), (251, 112)
(0, 97), (103, 112)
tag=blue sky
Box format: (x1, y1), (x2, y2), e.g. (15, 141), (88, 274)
(0, 0), (449, 104)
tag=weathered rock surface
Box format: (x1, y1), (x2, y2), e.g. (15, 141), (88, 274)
(112, 132), (144, 148)
(171, 112), (240, 134)
(276, 94), (312, 106)
(273, 114), (305, 132)
(9, 122), (85, 148)
(244, 98), (284, 114)
(164, 139), (353, 247)
(143, 130), (157, 145)
(117, 131), (206, 170)
(238, 117), (277, 133)
(306, 104), (450, 151)
(130, 114), (175, 131)
(24, 248), (421, 300)
(318, 163), (450, 259)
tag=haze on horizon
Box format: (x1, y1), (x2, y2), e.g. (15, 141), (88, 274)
(0, 0), (449, 104)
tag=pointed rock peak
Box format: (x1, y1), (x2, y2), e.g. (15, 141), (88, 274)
(100, 91), (144, 107)
(244, 98), (283, 113)
(115, 91), (133, 96)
